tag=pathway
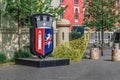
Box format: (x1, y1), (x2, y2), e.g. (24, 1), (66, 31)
(0, 45), (120, 80)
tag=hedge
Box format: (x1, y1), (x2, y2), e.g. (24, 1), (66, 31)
(53, 32), (90, 62)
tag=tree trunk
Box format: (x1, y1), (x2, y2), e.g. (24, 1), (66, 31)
(98, 29), (100, 44)
(101, 29), (104, 56)
(18, 26), (22, 57)
(17, 1), (21, 58)
(101, 0), (104, 56)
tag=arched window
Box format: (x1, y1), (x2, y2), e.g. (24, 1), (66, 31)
(74, 8), (79, 22)
(60, 13), (64, 19)
(116, 0), (120, 7)
(60, 0), (64, 4)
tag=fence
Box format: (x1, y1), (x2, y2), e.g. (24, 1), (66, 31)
(89, 32), (113, 44)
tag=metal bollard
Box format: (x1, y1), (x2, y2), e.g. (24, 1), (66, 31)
(111, 49), (115, 61)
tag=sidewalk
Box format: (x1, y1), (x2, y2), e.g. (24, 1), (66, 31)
(0, 45), (120, 80)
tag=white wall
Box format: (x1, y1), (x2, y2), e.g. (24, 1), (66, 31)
(0, 28), (58, 58)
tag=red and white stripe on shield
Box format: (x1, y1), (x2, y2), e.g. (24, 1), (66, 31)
(35, 28), (44, 55)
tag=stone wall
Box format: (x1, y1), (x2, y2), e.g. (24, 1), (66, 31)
(0, 28), (29, 58)
(0, 28), (58, 58)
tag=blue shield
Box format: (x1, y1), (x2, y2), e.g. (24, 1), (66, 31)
(44, 28), (53, 55)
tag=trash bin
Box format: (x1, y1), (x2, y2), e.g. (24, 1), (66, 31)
(30, 14), (53, 58)
(90, 44), (99, 60)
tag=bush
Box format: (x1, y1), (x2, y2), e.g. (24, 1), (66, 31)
(53, 44), (81, 62)
(13, 50), (32, 61)
(0, 53), (7, 64)
(53, 32), (90, 63)
(69, 31), (82, 41)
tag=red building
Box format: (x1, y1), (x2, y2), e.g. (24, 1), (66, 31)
(60, 0), (84, 30)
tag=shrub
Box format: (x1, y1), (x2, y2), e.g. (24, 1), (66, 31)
(53, 44), (81, 62)
(53, 32), (90, 63)
(47, 54), (53, 57)
(13, 50), (32, 61)
(0, 53), (7, 64)
(69, 31), (82, 41)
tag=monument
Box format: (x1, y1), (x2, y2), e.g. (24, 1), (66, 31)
(15, 14), (69, 68)
(30, 14), (53, 58)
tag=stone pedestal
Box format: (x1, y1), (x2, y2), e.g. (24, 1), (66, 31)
(90, 48), (99, 60)
(114, 43), (119, 49)
(112, 49), (120, 61)
(15, 58), (70, 68)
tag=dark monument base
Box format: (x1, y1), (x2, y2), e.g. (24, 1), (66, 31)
(15, 58), (70, 68)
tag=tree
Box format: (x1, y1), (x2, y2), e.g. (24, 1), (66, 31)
(1, 0), (38, 57)
(1, 0), (67, 57)
(37, 0), (67, 20)
(84, 0), (119, 56)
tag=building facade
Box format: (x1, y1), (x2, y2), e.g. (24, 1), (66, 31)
(59, 0), (84, 30)
(51, 0), (85, 46)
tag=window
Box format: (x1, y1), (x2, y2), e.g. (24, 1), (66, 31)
(95, 36), (97, 38)
(84, 0), (87, 4)
(72, 26), (84, 35)
(62, 32), (64, 40)
(60, 13), (64, 19)
(74, 0), (78, 5)
(74, 8), (79, 22)
(118, 0), (120, 7)
(74, 13), (78, 22)
(60, 0), (64, 4)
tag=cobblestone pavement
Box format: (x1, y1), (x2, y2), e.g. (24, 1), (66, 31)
(0, 45), (120, 80)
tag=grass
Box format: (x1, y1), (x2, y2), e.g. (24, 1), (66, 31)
(0, 62), (14, 66)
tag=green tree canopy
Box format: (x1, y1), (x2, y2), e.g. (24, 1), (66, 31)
(84, 0), (120, 56)
(1, 0), (67, 27)
(1, 0), (67, 57)
(84, 0), (119, 31)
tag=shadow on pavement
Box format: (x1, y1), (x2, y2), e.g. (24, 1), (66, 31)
(104, 59), (112, 62)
